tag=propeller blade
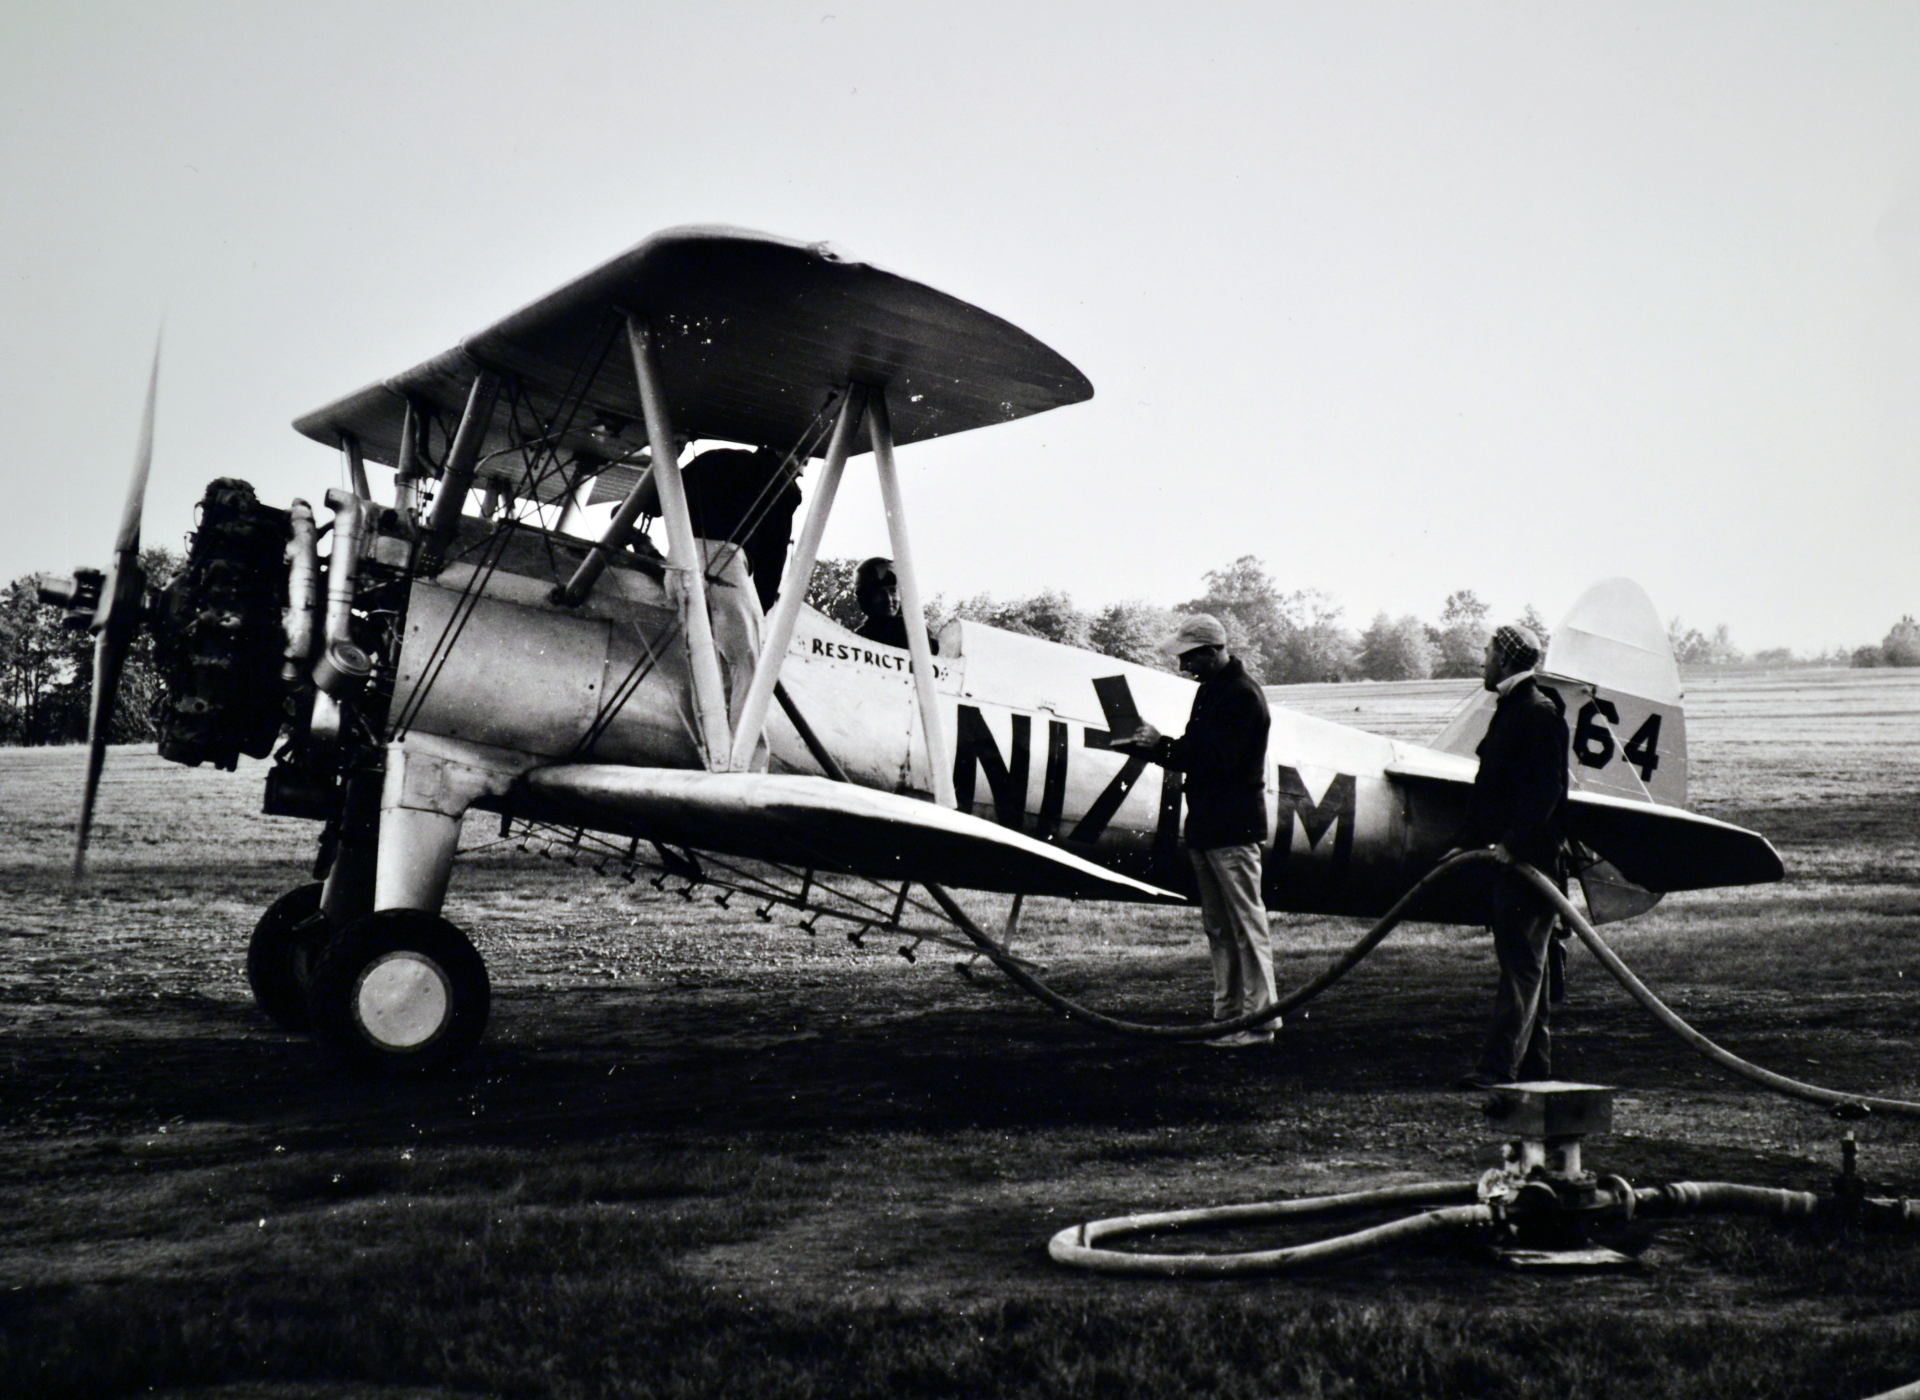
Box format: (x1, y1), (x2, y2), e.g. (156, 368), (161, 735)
(73, 616), (129, 879)
(74, 336), (161, 879)
(115, 337), (160, 558)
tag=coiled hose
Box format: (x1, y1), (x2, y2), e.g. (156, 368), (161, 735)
(1048, 1182), (1487, 1275)
(1048, 1173), (1920, 1275)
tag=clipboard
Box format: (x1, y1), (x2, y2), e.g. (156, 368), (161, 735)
(1092, 675), (1147, 741)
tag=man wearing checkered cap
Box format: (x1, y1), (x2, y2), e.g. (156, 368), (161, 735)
(1121, 615), (1279, 1047)
(1457, 623), (1569, 1089)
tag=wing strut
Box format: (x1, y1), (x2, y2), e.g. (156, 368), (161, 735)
(725, 386), (954, 805)
(393, 398), (423, 521)
(554, 458), (655, 605)
(627, 316), (733, 770)
(870, 390), (955, 807)
(424, 371), (502, 547)
(341, 433), (371, 500)
(726, 387), (864, 772)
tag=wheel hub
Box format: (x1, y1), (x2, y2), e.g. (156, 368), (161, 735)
(353, 951), (452, 1049)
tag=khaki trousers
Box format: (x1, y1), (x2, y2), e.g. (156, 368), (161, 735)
(1188, 843), (1278, 1033)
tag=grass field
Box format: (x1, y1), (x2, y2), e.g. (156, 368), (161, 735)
(1, 668), (1918, 1399)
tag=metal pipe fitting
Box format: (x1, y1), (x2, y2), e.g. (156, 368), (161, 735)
(283, 499), (318, 682)
(317, 489), (365, 671)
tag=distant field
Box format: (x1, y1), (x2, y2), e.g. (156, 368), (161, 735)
(1, 668), (1918, 1399)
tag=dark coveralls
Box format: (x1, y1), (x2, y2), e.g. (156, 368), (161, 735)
(1466, 675), (1569, 1081)
(639, 448), (800, 613)
(1150, 655), (1271, 851)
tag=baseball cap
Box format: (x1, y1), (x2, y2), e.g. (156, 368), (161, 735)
(1159, 614), (1229, 658)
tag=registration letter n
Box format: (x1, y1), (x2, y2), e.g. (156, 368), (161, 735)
(952, 705), (1030, 830)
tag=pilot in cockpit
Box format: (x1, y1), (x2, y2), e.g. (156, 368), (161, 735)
(853, 557), (938, 655)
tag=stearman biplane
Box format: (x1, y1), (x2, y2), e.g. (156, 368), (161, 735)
(43, 226), (1783, 1073)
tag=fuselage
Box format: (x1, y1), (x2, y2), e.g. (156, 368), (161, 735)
(389, 539), (1474, 919)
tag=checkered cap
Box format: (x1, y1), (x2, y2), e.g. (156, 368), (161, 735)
(1490, 624), (1542, 669)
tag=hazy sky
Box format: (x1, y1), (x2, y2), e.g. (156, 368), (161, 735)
(5, 1), (1916, 655)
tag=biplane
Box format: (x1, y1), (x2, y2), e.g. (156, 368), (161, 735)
(42, 226), (1783, 1073)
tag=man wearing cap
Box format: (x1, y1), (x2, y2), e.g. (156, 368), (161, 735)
(1457, 623), (1569, 1088)
(1122, 615), (1278, 1047)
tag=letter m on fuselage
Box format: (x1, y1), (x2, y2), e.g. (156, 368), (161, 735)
(1272, 765), (1355, 881)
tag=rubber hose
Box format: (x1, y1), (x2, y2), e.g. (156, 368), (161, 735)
(1507, 863), (1920, 1119)
(924, 848), (1489, 1041)
(1639, 1181), (1825, 1220)
(1048, 1182), (1487, 1276)
(941, 848), (1920, 1117)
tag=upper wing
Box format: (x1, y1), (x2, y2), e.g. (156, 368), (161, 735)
(293, 226), (1093, 485)
(515, 765), (1182, 904)
(1384, 751), (1782, 893)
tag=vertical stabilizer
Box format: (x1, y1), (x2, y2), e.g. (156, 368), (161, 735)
(1542, 579), (1689, 923)
(1431, 579), (1686, 807)
(1541, 578), (1687, 810)
(1546, 577), (1681, 707)
(1425, 578), (1687, 923)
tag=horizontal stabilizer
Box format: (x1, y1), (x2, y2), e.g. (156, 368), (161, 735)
(515, 766), (1183, 903)
(1385, 759), (1782, 893)
(1562, 789), (1782, 891)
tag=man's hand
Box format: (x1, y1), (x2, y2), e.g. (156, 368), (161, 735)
(1113, 723), (1160, 752)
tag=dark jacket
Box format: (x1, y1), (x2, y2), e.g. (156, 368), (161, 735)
(853, 612), (938, 654)
(1466, 675), (1569, 874)
(1149, 656), (1271, 850)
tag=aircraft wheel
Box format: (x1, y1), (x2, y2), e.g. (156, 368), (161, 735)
(307, 910), (490, 1075)
(246, 883), (329, 1032)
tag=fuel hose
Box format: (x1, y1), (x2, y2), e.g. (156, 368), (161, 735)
(923, 848), (1487, 1042)
(1506, 861), (1920, 1119)
(934, 851), (1920, 1119)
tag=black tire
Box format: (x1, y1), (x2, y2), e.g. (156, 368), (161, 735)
(246, 883), (329, 1032)
(307, 910), (490, 1075)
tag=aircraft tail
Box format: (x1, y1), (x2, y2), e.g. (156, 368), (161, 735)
(1539, 577), (1686, 809)
(1431, 579), (1685, 802)
(1429, 578), (1689, 922)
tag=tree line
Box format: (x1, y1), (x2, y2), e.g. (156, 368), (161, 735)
(0, 549), (181, 747)
(2, 550), (1911, 746)
(813, 555), (1917, 681)
(1850, 617), (1920, 669)
(809, 555), (1551, 684)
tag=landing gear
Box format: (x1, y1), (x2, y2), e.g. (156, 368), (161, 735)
(307, 910), (490, 1074)
(245, 883), (329, 1031)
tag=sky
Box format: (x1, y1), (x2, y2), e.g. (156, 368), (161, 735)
(4, 1), (1917, 656)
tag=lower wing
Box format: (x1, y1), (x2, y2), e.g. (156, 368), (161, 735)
(513, 766), (1184, 903)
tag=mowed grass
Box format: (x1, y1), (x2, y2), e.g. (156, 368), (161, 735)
(2, 668), (1919, 1399)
